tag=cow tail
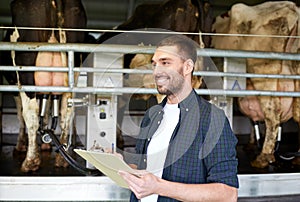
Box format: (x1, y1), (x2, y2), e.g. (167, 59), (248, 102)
(54, 0), (64, 28)
(10, 27), (21, 89)
(194, 0), (213, 47)
(195, 0), (205, 48)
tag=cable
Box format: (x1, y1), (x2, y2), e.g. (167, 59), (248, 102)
(44, 129), (102, 176)
(1, 26), (300, 39)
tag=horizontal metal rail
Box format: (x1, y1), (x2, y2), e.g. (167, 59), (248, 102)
(1, 85), (300, 97)
(1, 42), (300, 60)
(1, 42), (300, 97)
(1, 66), (300, 80)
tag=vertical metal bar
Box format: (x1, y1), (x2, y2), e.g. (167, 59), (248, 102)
(223, 57), (228, 90)
(68, 51), (75, 88)
(67, 50), (75, 149)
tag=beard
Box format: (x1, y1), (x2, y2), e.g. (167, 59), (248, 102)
(156, 72), (185, 96)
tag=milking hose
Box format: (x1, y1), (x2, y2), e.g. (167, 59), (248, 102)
(44, 129), (102, 176)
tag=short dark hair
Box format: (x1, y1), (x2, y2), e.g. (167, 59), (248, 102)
(157, 35), (198, 63)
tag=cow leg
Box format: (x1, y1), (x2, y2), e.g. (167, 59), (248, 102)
(251, 97), (280, 168)
(55, 92), (73, 168)
(14, 95), (27, 152)
(292, 81), (300, 165)
(19, 92), (40, 172)
(291, 124), (300, 166)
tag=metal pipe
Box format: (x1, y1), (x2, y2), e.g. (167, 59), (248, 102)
(1, 42), (300, 97)
(194, 89), (300, 97)
(1, 66), (300, 80)
(1, 42), (300, 61)
(0, 42), (154, 54)
(0, 66), (69, 72)
(1, 85), (300, 97)
(198, 48), (300, 61)
(193, 71), (300, 80)
(68, 51), (75, 88)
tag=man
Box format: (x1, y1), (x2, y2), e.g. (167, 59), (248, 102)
(119, 34), (239, 201)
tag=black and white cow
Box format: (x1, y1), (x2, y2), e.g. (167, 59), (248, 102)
(0, 0), (87, 172)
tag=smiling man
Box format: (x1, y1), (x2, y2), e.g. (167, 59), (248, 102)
(119, 34), (239, 202)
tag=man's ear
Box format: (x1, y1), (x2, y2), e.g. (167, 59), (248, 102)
(184, 59), (194, 75)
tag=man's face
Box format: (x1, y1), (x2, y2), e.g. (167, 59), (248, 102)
(151, 46), (185, 96)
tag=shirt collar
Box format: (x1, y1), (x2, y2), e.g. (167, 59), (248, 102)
(159, 89), (196, 111)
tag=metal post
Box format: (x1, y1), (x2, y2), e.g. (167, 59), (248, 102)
(68, 50), (75, 89)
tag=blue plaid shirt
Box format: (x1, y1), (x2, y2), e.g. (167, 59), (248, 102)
(129, 90), (239, 201)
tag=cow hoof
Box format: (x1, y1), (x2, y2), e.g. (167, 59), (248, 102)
(55, 154), (69, 168)
(251, 153), (275, 168)
(41, 143), (52, 151)
(292, 156), (300, 166)
(21, 157), (41, 172)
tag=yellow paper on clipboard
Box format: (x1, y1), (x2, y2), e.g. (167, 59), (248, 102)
(74, 149), (135, 188)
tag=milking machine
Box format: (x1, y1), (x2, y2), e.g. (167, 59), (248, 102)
(37, 93), (101, 175)
(38, 94), (60, 144)
(37, 52), (123, 175)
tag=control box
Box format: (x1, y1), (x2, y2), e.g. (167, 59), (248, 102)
(85, 52), (123, 168)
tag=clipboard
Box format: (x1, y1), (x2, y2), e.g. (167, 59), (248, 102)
(74, 149), (136, 188)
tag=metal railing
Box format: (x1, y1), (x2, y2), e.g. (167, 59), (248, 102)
(1, 42), (300, 97)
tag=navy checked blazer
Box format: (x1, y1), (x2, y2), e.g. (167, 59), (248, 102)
(129, 90), (239, 202)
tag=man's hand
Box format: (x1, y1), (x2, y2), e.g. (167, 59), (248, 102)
(118, 170), (161, 199)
